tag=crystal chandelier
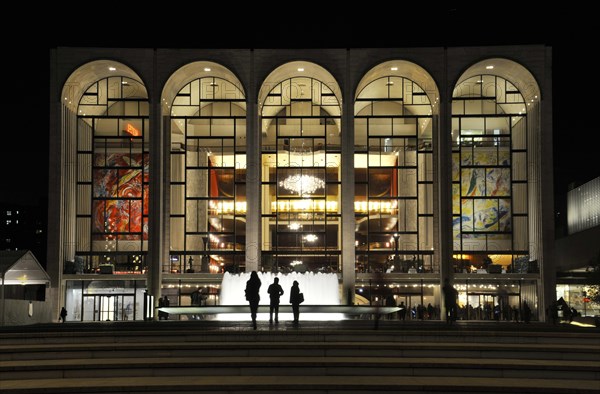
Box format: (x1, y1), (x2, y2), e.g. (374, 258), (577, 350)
(279, 174), (325, 196)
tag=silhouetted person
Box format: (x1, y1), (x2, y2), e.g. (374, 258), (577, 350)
(59, 307), (67, 323)
(373, 271), (384, 329)
(267, 277), (284, 324)
(245, 271), (261, 329)
(398, 301), (407, 321)
(442, 278), (458, 324)
(523, 301), (532, 323)
(427, 303), (434, 320)
(385, 294), (396, 320)
(289, 280), (302, 325)
(158, 296), (170, 320)
(548, 301), (558, 324)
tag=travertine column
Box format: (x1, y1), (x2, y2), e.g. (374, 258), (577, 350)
(341, 50), (356, 304)
(148, 53), (165, 319)
(438, 53), (453, 316)
(245, 51), (260, 272)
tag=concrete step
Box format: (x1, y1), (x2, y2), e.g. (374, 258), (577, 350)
(2, 321), (598, 393)
(2, 341), (599, 362)
(1, 375), (599, 393)
(2, 356), (599, 381)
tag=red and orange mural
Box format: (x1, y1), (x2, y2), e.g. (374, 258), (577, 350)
(93, 153), (149, 240)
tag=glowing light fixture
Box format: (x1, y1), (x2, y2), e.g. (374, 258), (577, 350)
(279, 174), (325, 196)
(108, 67), (116, 71)
(297, 67), (305, 72)
(390, 66), (398, 71)
(304, 234), (318, 242)
(486, 65), (494, 69)
(204, 67), (211, 72)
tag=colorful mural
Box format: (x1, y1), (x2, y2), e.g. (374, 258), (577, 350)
(93, 153), (149, 239)
(453, 149), (512, 240)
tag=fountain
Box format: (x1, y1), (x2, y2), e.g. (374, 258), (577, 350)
(218, 271), (343, 321)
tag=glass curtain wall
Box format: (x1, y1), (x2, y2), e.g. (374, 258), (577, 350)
(354, 76), (434, 274)
(261, 77), (341, 273)
(451, 75), (529, 274)
(75, 77), (149, 273)
(169, 77), (246, 274)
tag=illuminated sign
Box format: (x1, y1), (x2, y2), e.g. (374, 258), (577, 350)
(125, 124), (141, 137)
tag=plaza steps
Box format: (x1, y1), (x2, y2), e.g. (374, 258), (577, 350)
(1, 320), (599, 393)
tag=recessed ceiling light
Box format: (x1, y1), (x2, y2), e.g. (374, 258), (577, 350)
(121, 81), (128, 85)
(297, 67), (304, 72)
(390, 67), (398, 71)
(204, 67), (211, 72)
(485, 65), (494, 69)
(108, 67), (116, 71)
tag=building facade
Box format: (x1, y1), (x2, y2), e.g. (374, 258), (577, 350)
(556, 177), (600, 317)
(48, 46), (554, 322)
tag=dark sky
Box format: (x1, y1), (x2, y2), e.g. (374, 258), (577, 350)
(1, 8), (596, 225)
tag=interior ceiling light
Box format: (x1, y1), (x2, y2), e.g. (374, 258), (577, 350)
(304, 234), (318, 242)
(288, 222), (301, 230)
(486, 65), (494, 69)
(204, 67), (211, 72)
(297, 67), (305, 72)
(108, 67), (116, 71)
(279, 174), (325, 196)
(390, 66), (398, 71)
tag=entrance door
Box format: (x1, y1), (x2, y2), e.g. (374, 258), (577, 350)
(83, 294), (136, 321)
(99, 295), (116, 321)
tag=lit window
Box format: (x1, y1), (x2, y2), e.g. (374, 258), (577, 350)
(6, 220), (11, 225)
(5, 238), (11, 243)
(6, 211), (11, 216)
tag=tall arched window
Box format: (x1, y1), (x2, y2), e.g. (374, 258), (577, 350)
(75, 76), (149, 273)
(355, 75), (434, 274)
(261, 73), (341, 273)
(451, 74), (529, 272)
(169, 77), (246, 274)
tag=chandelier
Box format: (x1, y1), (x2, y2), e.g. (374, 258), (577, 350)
(279, 174), (325, 196)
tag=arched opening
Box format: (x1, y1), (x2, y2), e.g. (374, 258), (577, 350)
(354, 60), (439, 311)
(61, 60), (149, 322)
(259, 61), (342, 274)
(164, 62), (246, 276)
(451, 58), (542, 320)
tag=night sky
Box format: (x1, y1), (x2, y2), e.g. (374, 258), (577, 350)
(2, 8), (596, 234)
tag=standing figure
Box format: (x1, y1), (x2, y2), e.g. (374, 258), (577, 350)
(442, 278), (458, 324)
(245, 271), (262, 329)
(398, 301), (407, 321)
(523, 301), (532, 323)
(158, 296), (170, 320)
(59, 306), (67, 323)
(385, 294), (396, 320)
(289, 280), (302, 325)
(267, 277), (284, 324)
